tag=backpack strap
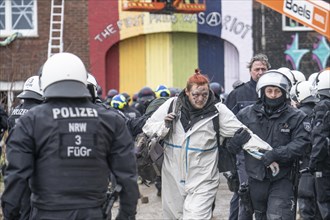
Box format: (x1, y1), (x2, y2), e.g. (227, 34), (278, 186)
(212, 114), (221, 149)
(167, 98), (175, 114)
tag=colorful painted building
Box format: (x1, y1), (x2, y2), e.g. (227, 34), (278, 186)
(89, 0), (254, 97)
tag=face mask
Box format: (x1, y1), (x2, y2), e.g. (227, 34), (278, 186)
(264, 95), (285, 108)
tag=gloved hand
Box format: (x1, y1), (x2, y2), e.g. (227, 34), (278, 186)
(227, 128), (251, 154)
(261, 150), (278, 166)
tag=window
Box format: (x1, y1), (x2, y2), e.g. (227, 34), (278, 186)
(282, 15), (312, 31)
(0, 0), (38, 37)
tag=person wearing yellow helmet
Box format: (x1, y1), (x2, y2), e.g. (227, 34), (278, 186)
(155, 85), (171, 98)
(111, 94), (127, 110)
(112, 94), (141, 119)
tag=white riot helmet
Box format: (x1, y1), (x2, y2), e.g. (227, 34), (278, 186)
(308, 72), (319, 82)
(288, 70), (306, 98)
(291, 70), (306, 82)
(256, 70), (292, 98)
(40, 52), (90, 98)
(17, 75), (43, 101)
(87, 73), (98, 98)
(311, 69), (330, 98)
(277, 67), (296, 86)
(290, 81), (319, 104)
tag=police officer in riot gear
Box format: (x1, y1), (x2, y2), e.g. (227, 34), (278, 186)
(7, 75), (44, 132)
(290, 80), (322, 219)
(1, 52), (139, 220)
(132, 86), (156, 115)
(308, 69), (330, 219)
(6, 75), (44, 220)
(87, 73), (103, 104)
(225, 53), (271, 220)
(236, 70), (310, 220)
(111, 94), (141, 120)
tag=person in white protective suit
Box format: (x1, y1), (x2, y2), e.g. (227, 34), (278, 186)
(142, 70), (277, 219)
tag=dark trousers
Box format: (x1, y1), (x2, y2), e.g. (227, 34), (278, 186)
(298, 198), (322, 220)
(228, 152), (252, 220)
(249, 177), (295, 220)
(315, 175), (330, 220)
(298, 173), (322, 220)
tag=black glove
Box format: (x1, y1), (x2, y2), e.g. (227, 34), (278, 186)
(261, 150), (278, 167)
(227, 128), (251, 154)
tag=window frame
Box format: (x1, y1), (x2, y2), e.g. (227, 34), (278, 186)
(0, 0), (38, 37)
(282, 14), (312, 32)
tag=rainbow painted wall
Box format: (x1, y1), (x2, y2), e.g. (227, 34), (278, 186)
(88, 0), (253, 97)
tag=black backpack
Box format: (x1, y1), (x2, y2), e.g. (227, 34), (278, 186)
(134, 98), (172, 183)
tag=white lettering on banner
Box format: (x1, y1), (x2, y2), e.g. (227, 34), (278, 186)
(67, 146), (92, 157)
(94, 11), (252, 42)
(69, 123), (87, 132)
(222, 15), (251, 38)
(52, 107), (98, 119)
(149, 14), (177, 24)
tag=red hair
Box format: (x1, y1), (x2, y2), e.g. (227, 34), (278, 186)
(186, 69), (210, 91)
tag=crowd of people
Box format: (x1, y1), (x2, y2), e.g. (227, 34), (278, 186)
(0, 51), (329, 220)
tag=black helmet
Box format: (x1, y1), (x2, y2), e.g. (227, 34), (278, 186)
(169, 87), (181, 97)
(138, 86), (155, 103)
(107, 89), (119, 98)
(132, 93), (138, 102)
(210, 82), (224, 96)
(122, 92), (131, 104)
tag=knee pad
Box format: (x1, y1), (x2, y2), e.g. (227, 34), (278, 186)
(267, 196), (295, 220)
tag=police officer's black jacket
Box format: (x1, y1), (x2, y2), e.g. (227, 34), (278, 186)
(237, 101), (310, 181)
(2, 98), (138, 215)
(225, 78), (258, 115)
(7, 99), (42, 132)
(309, 99), (330, 176)
(298, 102), (315, 169)
(121, 105), (141, 120)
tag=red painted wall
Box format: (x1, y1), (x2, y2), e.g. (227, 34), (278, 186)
(88, 0), (120, 96)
